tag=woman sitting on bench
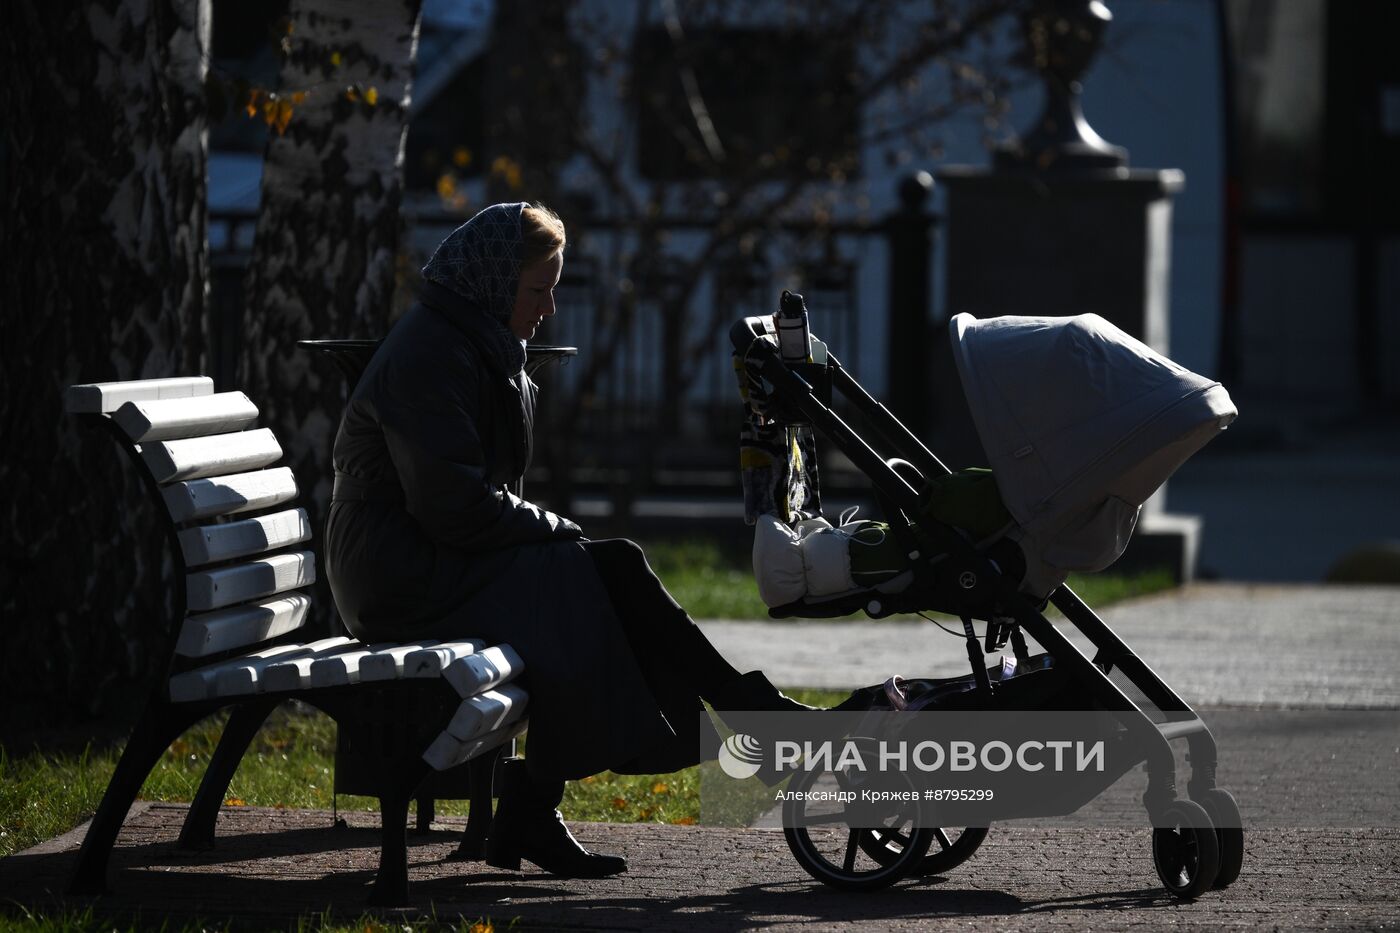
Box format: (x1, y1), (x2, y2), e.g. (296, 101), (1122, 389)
(325, 202), (806, 879)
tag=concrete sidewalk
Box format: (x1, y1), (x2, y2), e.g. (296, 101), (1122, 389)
(698, 583), (1400, 707)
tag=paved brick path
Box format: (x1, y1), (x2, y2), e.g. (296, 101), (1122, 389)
(6, 584), (1398, 930)
(6, 803), (1398, 930)
(699, 584), (1400, 707)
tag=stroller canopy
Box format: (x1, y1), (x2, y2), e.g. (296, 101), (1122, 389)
(949, 313), (1237, 590)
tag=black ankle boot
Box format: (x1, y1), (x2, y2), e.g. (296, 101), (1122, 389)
(486, 760), (627, 878)
(707, 670), (816, 713)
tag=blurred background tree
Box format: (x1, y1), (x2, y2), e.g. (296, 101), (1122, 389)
(238, 0), (424, 633)
(1, 0), (211, 726)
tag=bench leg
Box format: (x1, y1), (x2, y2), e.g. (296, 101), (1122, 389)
(367, 758), (430, 907)
(449, 746), (503, 861)
(413, 796), (435, 834)
(70, 703), (203, 896)
(179, 698), (280, 850)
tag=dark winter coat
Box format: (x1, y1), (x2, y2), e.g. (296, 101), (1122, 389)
(324, 280), (706, 781)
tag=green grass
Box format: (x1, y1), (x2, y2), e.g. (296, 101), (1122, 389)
(0, 689), (852, 861)
(640, 536), (1178, 621)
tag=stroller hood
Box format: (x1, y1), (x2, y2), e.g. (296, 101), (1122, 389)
(949, 313), (1237, 591)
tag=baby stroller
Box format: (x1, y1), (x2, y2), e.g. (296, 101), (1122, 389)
(730, 296), (1241, 899)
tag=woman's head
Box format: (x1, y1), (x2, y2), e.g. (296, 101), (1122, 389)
(420, 201), (567, 342)
(512, 204), (567, 340)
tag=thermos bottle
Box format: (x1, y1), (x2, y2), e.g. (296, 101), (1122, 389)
(776, 290), (812, 364)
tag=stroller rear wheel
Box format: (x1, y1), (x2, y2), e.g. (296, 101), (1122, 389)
(861, 825), (990, 876)
(1151, 798), (1221, 899)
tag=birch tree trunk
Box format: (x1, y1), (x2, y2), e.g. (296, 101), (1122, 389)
(240, 0), (422, 634)
(0, 0), (210, 723)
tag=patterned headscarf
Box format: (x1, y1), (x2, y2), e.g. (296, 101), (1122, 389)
(421, 202), (528, 375)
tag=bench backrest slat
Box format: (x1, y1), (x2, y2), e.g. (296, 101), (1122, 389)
(177, 508), (312, 567)
(64, 377), (214, 414)
(114, 392), (258, 442)
(186, 549), (316, 612)
(141, 428), (283, 484)
(176, 593), (311, 658)
(162, 467), (299, 523)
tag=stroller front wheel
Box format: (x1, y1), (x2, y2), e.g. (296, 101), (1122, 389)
(1194, 788), (1244, 889)
(1151, 798), (1221, 899)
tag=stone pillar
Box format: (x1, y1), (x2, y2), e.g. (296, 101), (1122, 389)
(928, 0), (1205, 583)
(935, 167), (1201, 582)
(886, 172), (938, 440)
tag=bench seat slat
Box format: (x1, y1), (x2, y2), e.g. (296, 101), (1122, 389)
(176, 593), (311, 658)
(178, 509), (311, 567)
(211, 637), (356, 698)
(64, 377), (214, 414)
(442, 645), (524, 698)
(163, 467), (299, 523)
(142, 428), (283, 484)
(422, 714), (529, 772)
(168, 641), (312, 703)
(186, 550), (316, 612)
(444, 683), (529, 741)
(399, 641), (487, 679)
(260, 640), (389, 693)
(357, 641), (444, 682)
(114, 392), (259, 442)
(307, 642), (399, 688)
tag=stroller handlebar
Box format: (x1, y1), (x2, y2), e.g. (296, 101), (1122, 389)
(730, 315), (780, 357)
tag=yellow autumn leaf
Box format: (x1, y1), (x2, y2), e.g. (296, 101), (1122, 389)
(291, 91), (308, 105)
(611, 796), (627, 810)
(224, 797), (246, 807)
(452, 146), (472, 168)
(245, 88), (262, 119)
(274, 99), (294, 135)
(672, 816), (697, 825)
(330, 51), (342, 67)
(651, 782), (669, 795)
(468, 922), (494, 933)
(436, 173), (456, 199)
(364, 86), (379, 106)
(638, 807), (654, 820)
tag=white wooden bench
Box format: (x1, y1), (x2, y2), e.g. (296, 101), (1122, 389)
(63, 375), (529, 906)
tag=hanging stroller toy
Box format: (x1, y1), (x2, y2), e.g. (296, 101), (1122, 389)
(732, 292), (1241, 898)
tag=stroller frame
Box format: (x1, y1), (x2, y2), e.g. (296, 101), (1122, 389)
(732, 316), (1242, 897)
